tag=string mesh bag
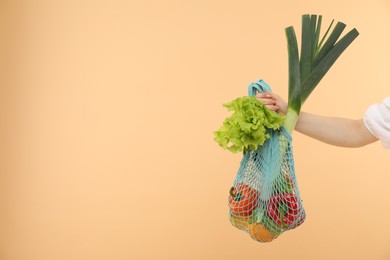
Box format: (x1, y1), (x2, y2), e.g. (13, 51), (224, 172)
(223, 14), (359, 242)
(227, 80), (306, 242)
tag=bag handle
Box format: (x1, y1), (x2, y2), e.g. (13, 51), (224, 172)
(248, 79), (271, 96)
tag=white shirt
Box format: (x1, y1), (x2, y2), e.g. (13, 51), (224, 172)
(363, 97), (390, 149)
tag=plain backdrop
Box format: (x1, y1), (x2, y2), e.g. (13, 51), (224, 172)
(1, 0), (390, 260)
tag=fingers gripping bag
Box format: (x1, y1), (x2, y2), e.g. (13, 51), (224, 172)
(214, 14), (359, 242)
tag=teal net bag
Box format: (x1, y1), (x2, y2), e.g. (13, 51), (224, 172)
(221, 14), (359, 242)
(228, 80), (306, 242)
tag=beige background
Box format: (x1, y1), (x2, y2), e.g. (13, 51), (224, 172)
(1, 0), (390, 259)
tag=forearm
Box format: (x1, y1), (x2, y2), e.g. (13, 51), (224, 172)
(295, 112), (378, 147)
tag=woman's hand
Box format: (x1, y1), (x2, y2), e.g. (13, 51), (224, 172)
(256, 92), (288, 115)
(256, 91), (378, 147)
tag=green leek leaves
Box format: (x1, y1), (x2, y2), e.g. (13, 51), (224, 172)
(284, 14), (359, 133)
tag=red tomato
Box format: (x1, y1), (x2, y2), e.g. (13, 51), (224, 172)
(228, 184), (259, 217)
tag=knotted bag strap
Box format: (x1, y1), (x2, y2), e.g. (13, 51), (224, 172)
(248, 79), (271, 96)
(246, 79), (293, 201)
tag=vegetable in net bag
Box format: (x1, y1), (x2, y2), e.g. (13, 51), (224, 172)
(214, 14), (359, 242)
(227, 80), (304, 242)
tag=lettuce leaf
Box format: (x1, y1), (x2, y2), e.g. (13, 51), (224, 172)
(214, 96), (285, 153)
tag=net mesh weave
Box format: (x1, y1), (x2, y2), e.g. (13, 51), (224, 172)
(228, 80), (306, 242)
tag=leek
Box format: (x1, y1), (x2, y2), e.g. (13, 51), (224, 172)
(284, 14), (359, 133)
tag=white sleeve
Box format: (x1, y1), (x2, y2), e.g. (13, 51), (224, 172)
(363, 97), (390, 149)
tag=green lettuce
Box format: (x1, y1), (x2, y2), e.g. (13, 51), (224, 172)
(214, 96), (285, 153)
